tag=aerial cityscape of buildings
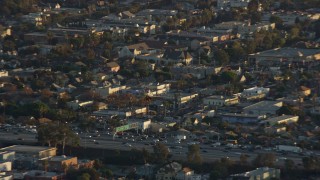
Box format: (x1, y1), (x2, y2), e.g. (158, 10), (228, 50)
(0, 0), (320, 179)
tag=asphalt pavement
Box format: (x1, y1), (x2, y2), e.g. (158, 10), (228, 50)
(0, 132), (312, 167)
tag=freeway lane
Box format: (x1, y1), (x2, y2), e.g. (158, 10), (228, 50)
(0, 132), (310, 166)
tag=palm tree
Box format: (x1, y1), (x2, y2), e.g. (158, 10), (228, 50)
(43, 159), (49, 172)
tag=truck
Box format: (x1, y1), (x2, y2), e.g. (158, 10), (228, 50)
(275, 145), (302, 153)
(175, 135), (186, 141)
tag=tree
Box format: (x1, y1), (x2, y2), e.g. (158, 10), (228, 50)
(37, 122), (79, 148)
(289, 27), (300, 39)
(62, 162), (68, 174)
(215, 49), (229, 66)
(101, 168), (113, 179)
(252, 153), (276, 167)
(228, 41), (245, 62)
(40, 89), (53, 100)
(86, 48), (95, 60)
(210, 159), (230, 180)
(42, 159), (49, 172)
(77, 173), (91, 180)
(23, 86), (33, 95)
(201, 9), (214, 25)
(247, 0), (259, 14)
(240, 154), (248, 165)
(220, 71), (237, 84)
(153, 142), (170, 163)
(270, 15), (283, 28)
(142, 148), (151, 163)
(187, 144), (202, 165)
(245, 40), (257, 54)
(262, 34), (273, 50)
(2, 40), (16, 52)
(284, 159), (295, 170)
(302, 157), (319, 170)
(277, 104), (304, 117)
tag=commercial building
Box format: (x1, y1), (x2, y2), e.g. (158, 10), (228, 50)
(203, 95), (239, 107)
(248, 47), (320, 66)
(261, 115), (299, 126)
(0, 145), (56, 159)
(38, 155), (77, 172)
(220, 113), (264, 124)
(243, 101), (283, 116)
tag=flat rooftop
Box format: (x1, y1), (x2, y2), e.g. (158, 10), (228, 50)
(49, 155), (76, 162)
(0, 145), (56, 153)
(251, 47), (320, 58)
(243, 101), (282, 111)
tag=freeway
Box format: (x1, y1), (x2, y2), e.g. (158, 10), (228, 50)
(0, 132), (312, 167)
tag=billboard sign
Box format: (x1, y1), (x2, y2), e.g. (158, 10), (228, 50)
(115, 122), (138, 132)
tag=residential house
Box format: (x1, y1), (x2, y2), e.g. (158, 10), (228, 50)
(118, 46), (133, 58)
(220, 113), (263, 124)
(106, 62), (120, 72)
(240, 86), (270, 101)
(155, 162), (182, 180)
(0, 172), (12, 180)
(243, 101), (283, 116)
(174, 93), (199, 108)
(94, 85), (126, 97)
(21, 13), (44, 26)
(176, 167), (197, 180)
(203, 95), (239, 107)
(299, 86), (311, 97)
(118, 40), (166, 59)
(261, 11), (320, 26)
(0, 71), (8, 77)
(0, 162), (12, 171)
(229, 167), (281, 180)
(0, 27), (11, 38)
(310, 106), (320, 115)
(217, 0), (251, 10)
(145, 82), (170, 96)
(162, 49), (193, 65)
(120, 11), (135, 19)
(66, 100), (94, 110)
(171, 65), (216, 80)
(0, 151), (15, 162)
(264, 126), (287, 134)
(196, 26), (236, 42)
(136, 9), (178, 19)
(260, 115), (299, 126)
